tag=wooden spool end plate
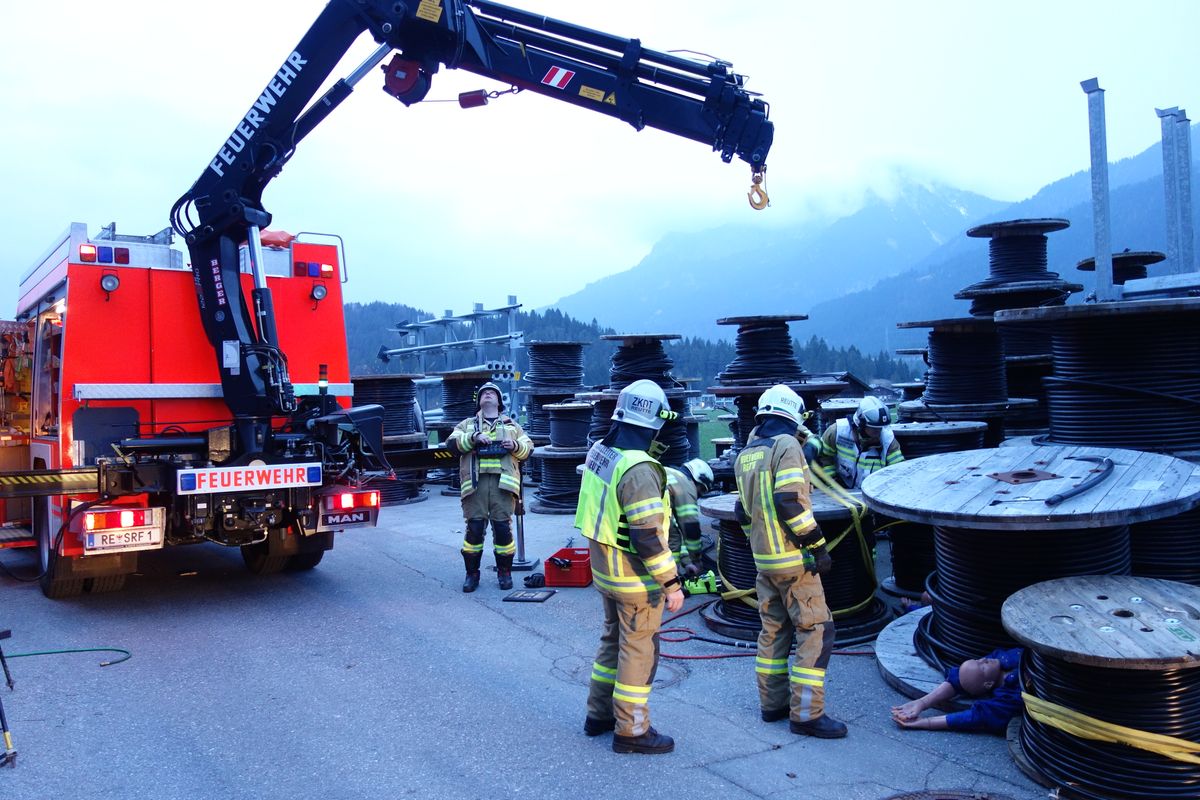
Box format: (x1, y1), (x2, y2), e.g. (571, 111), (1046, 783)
(716, 314), (808, 326)
(994, 296), (1200, 324)
(1002, 575), (1200, 669)
(891, 421), (989, 438)
(698, 487), (864, 524)
(860, 444), (1200, 530)
(896, 316), (997, 333)
(598, 332), (681, 342)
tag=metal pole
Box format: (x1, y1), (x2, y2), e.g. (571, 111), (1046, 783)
(1082, 79), (1117, 301)
(1176, 109), (1195, 274)
(1158, 107), (1181, 273)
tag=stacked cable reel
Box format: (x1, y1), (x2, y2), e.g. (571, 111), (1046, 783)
(896, 316), (1036, 447)
(955, 219), (1081, 436)
(351, 373), (428, 505)
(1003, 576), (1200, 800)
(865, 445), (1200, 709)
(698, 315), (893, 643)
(519, 341), (589, 496)
(996, 297), (1200, 586)
(516, 341), (588, 513)
(697, 488), (886, 646)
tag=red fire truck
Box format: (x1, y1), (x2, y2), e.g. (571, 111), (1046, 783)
(6, 0), (772, 599)
(6, 224), (384, 597)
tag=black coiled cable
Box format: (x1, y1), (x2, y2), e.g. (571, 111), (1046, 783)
(441, 378), (479, 421)
(588, 397), (618, 445)
(1043, 312), (1200, 451)
(1020, 650), (1200, 800)
(1131, 507), (1200, 586)
(610, 340), (678, 389)
(716, 519), (763, 629)
(656, 396), (692, 466)
(525, 342), (585, 388)
(732, 394), (759, 448)
(352, 376), (418, 436)
(534, 458), (584, 511)
(915, 525), (1130, 671)
(922, 330), (1008, 405)
(981, 234), (1056, 284)
(887, 521), (936, 594)
(547, 404), (590, 448)
(524, 390), (574, 439)
(718, 321), (805, 383)
(715, 516), (880, 628)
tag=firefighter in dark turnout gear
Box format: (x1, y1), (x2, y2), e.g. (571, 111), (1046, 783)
(666, 458), (713, 577)
(447, 382), (533, 592)
(576, 379), (684, 754)
(734, 384), (848, 739)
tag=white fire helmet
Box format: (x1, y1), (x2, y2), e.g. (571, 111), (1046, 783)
(611, 379), (675, 430)
(755, 384), (805, 426)
(853, 396), (891, 431)
(682, 458), (714, 493)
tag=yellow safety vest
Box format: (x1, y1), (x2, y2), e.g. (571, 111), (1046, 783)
(575, 443), (669, 554)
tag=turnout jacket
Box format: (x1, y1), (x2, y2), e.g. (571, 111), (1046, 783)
(733, 429), (818, 575)
(575, 443), (677, 604)
(815, 418), (903, 489)
(448, 412), (533, 497)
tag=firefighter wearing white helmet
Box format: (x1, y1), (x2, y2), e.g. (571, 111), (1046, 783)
(576, 379), (683, 755)
(815, 395), (903, 490)
(733, 384), (847, 739)
(664, 457), (714, 577)
(447, 381), (533, 593)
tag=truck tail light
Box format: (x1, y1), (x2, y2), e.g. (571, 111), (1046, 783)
(326, 491), (380, 511)
(84, 507), (154, 531)
(79, 243), (98, 263)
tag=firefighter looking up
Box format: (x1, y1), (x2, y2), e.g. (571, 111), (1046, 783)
(665, 458), (714, 578)
(447, 381), (533, 593)
(734, 384), (848, 739)
(815, 395), (904, 489)
(576, 379), (684, 755)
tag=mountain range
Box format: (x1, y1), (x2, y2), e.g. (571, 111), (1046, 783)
(550, 125), (1200, 355)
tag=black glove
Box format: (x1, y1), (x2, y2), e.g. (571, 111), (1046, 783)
(807, 544), (833, 576)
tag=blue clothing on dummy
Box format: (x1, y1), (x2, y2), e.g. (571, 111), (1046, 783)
(944, 648), (1023, 734)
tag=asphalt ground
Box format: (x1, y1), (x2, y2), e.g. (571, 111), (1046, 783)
(0, 490), (1047, 800)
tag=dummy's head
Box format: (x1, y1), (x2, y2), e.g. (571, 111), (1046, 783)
(958, 656), (1003, 696)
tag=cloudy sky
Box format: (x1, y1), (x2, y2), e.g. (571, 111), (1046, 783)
(3, 1), (1198, 318)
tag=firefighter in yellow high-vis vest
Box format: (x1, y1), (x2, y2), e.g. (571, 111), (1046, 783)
(447, 382), (533, 593)
(576, 379), (684, 755)
(734, 384), (848, 739)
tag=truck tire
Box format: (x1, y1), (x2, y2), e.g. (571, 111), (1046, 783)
(85, 574), (128, 593)
(285, 550), (325, 571)
(240, 540), (289, 574)
(37, 499), (84, 599)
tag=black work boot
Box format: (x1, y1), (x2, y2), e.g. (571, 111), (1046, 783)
(492, 521), (515, 590)
(612, 727), (675, 754)
(760, 707), (789, 723)
(583, 717), (616, 737)
(495, 553), (514, 590)
(461, 550), (483, 593)
(789, 714), (847, 739)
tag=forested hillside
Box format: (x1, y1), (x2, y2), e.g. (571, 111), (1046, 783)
(346, 303), (915, 387)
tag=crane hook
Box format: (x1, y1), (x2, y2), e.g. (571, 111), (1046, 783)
(747, 169), (769, 210)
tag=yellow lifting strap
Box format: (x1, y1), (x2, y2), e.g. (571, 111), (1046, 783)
(1022, 692), (1200, 765)
(748, 169), (769, 210)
